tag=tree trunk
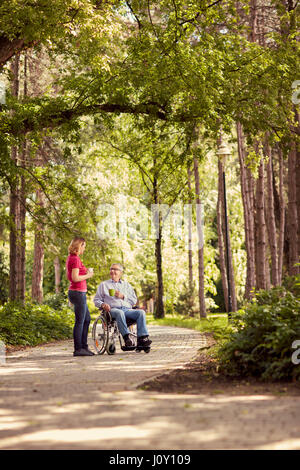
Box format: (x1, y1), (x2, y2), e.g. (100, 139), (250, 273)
(287, 143), (299, 275)
(193, 156), (206, 318)
(218, 158), (237, 312)
(255, 158), (267, 289)
(16, 139), (27, 303)
(9, 54), (22, 302)
(217, 160), (229, 311)
(15, 54), (28, 303)
(153, 173), (165, 319)
(294, 109), (300, 263)
(187, 166), (193, 292)
(31, 238), (44, 303)
(236, 121), (256, 298)
(249, 0), (258, 42)
(154, 231), (164, 318)
(54, 256), (61, 294)
(265, 140), (279, 286)
(9, 151), (19, 302)
(278, 149), (285, 284)
(31, 189), (45, 303)
(296, 144), (300, 263)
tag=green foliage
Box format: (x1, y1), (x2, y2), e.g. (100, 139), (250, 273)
(0, 251), (9, 304)
(0, 0), (298, 322)
(147, 312), (229, 340)
(43, 292), (67, 310)
(217, 277), (300, 381)
(174, 283), (198, 317)
(0, 301), (73, 346)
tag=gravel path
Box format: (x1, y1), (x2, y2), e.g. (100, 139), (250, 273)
(0, 325), (299, 450)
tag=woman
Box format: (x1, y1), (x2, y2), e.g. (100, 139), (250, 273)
(66, 237), (94, 356)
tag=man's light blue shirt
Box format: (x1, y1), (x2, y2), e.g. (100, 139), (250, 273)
(93, 279), (137, 310)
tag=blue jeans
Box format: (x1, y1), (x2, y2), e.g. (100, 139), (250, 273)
(68, 290), (90, 351)
(110, 307), (149, 338)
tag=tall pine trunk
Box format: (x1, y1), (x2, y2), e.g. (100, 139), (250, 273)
(236, 121), (256, 298)
(217, 157), (237, 312)
(294, 110), (300, 265)
(265, 140), (279, 286)
(278, 149), (285, 284)
(217, 159), (229, 311)
(255, 158), (267, 289)
(31, 189), (45, 303)
(54, 256), (61, 294)
(187, 166), (194, 292)
(153, 173), (164, 319)
(193, 156), (206, 318)
(287, 143), (299, 275)
(9, 53), (27, 303)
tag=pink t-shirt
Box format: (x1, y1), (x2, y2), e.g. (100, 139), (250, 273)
(66, 254), (87, 291)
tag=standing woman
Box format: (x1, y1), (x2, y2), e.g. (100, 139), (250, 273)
(66, 237), (94, 356)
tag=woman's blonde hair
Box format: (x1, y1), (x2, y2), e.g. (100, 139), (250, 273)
(68, 237), (86, 255)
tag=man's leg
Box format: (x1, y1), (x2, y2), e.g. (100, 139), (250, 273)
(123, 309), (149, 338)
(110, 308), (130, 337)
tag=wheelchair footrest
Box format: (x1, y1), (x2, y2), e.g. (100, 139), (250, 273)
(121, 345), (137, 351)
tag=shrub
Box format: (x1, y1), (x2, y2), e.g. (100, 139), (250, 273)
(43, 292), (68, 310)
(174, 283), (198, 317)
(0, 251), (9, 305)
(0, 301), (73, 346)
(217, 277), (300, 382)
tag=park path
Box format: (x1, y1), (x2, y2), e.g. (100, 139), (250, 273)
(0, 324), (300, 450)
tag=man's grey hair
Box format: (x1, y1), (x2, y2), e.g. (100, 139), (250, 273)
(111, 263), (124, 272)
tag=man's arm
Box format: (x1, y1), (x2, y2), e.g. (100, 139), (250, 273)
(93, 283), (104, 309)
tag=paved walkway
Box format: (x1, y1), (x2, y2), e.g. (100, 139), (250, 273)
(0, 325), (300, 450)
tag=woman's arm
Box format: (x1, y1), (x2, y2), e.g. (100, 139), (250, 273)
(71, 268), (93, 283)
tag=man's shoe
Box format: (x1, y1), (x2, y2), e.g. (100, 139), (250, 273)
(123, 334), (134, 347)
(73, 348), (93, 357)
(137, 336), (152, 347)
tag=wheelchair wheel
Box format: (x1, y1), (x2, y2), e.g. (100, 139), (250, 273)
(92, 316), (108, 354)
(107, 343), (116, 355)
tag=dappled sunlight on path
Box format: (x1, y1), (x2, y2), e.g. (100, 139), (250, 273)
(0, 325), (299, 449)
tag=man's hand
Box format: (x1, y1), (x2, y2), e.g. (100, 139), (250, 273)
(102, 303), (111, 312)
(115, 291), (124, 300)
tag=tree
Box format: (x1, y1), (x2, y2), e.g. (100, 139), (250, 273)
(92, 116), (193, 317)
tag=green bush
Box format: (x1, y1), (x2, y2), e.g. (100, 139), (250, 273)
(43, 292), (68, 310)
(0, 251), (9, 305)
(174, 283), (198, 317)
(0, 301), (74, 346)
(217, 277), (300, 382)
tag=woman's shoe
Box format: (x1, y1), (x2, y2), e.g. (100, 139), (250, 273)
(84, 347), (95, 356)
(73, 348), (93, 356)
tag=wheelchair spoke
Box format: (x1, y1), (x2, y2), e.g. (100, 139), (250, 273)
(92, 315), (108, 354)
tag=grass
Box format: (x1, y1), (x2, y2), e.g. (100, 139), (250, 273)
(146, 312), (230, 340)
(88, 299), (230, 342)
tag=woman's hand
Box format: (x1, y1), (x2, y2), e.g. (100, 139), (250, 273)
(86, 268), (94, 279)
(71, 268), (94, 282)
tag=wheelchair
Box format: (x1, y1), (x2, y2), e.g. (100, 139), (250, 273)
(92, 308), (151, 355)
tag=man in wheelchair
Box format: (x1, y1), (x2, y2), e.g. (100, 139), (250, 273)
(93, 263), (152, 349)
